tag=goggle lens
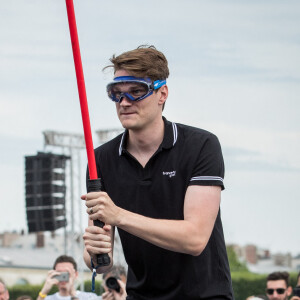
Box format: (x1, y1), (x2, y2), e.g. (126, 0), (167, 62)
(106, 76), (166, 103)
(108, 82), (150, 102)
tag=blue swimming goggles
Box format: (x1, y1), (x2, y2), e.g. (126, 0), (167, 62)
(106, 76), (167, 102)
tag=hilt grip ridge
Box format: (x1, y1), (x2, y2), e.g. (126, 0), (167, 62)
(87, 178), (111, 266)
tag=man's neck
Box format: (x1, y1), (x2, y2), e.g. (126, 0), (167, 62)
(59, 288), (77, 297)
(127, 117), (164, 166)
(59, 290), (69, 297)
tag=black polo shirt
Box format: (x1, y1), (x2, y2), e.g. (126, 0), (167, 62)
(93, 117), (233, 300)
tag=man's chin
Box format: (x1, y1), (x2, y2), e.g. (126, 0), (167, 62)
(120, 119), (137, 130)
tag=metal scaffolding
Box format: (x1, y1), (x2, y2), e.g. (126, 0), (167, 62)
(42, 128), (126, 288)
(42, 129), (124, 249)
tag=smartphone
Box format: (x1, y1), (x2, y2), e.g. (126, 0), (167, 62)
(53, 272), (69, 282)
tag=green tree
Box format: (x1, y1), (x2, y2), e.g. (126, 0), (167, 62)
(227, 245), (249, 272)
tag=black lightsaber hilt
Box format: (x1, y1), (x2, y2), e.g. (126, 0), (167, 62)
(87, 178), (111, 266)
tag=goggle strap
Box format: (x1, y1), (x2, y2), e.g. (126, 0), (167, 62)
(153, 79), (167, 90)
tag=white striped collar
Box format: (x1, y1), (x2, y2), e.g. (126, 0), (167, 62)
(118, 117), (178, 156)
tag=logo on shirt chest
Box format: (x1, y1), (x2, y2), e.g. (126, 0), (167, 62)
(162, 171), (176, 178)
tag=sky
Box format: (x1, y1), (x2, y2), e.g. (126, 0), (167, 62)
(0, 0), (300, 256)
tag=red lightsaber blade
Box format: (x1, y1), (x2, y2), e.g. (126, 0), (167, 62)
(65, 0), (110, 267)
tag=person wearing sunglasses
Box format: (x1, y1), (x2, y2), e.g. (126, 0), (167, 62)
(265, 272), (292, 300)
(82, 45), (233, 299)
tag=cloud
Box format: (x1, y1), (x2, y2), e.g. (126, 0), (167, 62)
(223, 147), (300, 172)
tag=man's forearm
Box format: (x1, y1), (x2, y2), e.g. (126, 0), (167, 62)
(115, 186), (220, 256)
(116, 208), (206, 256)
(37, 290), (48, 300)
(36, 280), (53, 300)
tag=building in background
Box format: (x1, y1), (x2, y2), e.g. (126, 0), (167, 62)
(0, 230), (126, 287)
(229, 243), (300, 274)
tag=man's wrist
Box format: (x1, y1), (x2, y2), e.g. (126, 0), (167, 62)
(39, 292), (47, 299)
(115, 207), (125, 227)
(41, 283), (51, 295)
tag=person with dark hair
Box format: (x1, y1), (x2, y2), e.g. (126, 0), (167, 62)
(37, 255), (97, 300)
(291, 271), (300, 300)
(0, 279), (9, 300)
(265, 271), (292, 300)
(100, 265), (127, 300)
(82, 45), (233, 299)
(16, 296), (33, 300)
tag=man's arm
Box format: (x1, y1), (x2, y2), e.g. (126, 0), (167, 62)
(84, 185), (221, 256)
(36, 270), (60, 300)
(116, 185), (220, 255)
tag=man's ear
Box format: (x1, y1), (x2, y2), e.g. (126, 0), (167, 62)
(158, 85), (168, 105)
(287, 286), (293, 296)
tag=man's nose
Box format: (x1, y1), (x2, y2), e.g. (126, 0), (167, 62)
(119, 95), (133, 105)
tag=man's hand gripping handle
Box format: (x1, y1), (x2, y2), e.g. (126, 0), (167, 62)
(87, 178), (111, 266)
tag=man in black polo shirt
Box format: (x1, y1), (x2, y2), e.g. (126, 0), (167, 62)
(82, 46), (234, 299)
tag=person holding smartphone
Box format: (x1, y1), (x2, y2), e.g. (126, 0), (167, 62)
(291, 271), (300, 300)
(37, 255), (97, 300)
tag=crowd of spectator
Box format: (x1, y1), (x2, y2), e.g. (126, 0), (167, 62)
(0, 255), (126, 300)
